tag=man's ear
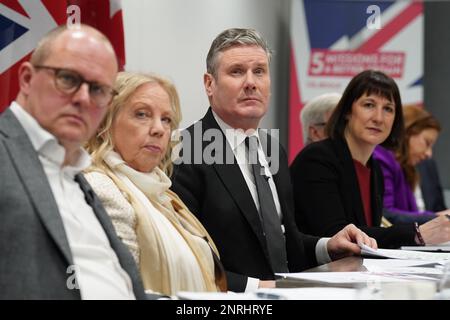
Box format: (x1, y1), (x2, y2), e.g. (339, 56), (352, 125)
(308, 125), (318, 142)
(203, 73), (214, 97)
(18, 62), (34, 96)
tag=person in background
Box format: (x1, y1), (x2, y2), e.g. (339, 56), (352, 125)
(300, 96), (447, 226)
(373, 105), (450, 224)
(85, 72), (226, 296)
(290, 70), (450, 249)
(171, 28), (377, 292)
(0, 24), (146, 299)
(417, 158), (447, 212)
(301, 92), (341, 145)
(299, 91), (392, 228)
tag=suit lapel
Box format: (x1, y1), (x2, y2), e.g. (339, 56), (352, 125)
(213, 163), (268, 247)
(0, 110), (73, 264)
(75, 174), (121, 247)
(75, 174), (145, 300)
(202, 110), (268, 252)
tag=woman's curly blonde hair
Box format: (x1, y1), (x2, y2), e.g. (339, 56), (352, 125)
(85, 71), (181, 177)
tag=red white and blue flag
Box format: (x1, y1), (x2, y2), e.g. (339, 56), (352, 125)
(68, 0), (125, 70)
(288, 0), (423, 162)
(0, 0), (125, 113)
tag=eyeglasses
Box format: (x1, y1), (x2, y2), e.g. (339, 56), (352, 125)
(313, 122), (326, 127)
(33, 65), (117, 108)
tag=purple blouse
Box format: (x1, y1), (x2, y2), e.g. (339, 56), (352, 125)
(372, 145), (435, 217)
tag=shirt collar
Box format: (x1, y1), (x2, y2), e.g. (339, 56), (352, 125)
(10, 101), (55, 152)
(212, 109), (260, 151)
(9, 101), (91, 172)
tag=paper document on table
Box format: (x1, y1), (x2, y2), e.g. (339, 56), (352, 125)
(400, 246), (450, 252)
(277, 271), (433, 283)
(360, 243), (450, 261)
(401, 241), (450, 252)
(363, 259), (444, 275)
(177, 291), (258, 300)
(362, 258), (439, 269)
(178, 288), (360, 300)
(368, 266), (443, 275)
(256, 287), (358, 300)
(177, 289), (348, 300)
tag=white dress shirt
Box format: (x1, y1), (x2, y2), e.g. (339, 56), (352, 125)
(414, 185), (426, 211)
(212, 111), (331, 291)
(10, 102), (135, 300)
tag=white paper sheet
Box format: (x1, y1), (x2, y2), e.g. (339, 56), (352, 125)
(276, 271), (434, 283)
(400, 246), (450, 252)
(177, 288), (358, 300)
(401, 240), (450, 252)
(362, 258), (443, 269)
(360, 243), (450, 261)
(177, 291), (258, 300)
(256, 287), (358, 300)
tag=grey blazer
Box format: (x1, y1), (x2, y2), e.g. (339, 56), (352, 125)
(0, 109), (146, 300)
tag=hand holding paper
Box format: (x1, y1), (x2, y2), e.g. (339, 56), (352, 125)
(327, 224), (378, 260)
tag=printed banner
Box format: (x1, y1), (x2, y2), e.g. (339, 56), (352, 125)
(288, 0), (423, 162)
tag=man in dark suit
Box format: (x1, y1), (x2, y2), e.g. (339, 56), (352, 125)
(0, 24), (146, 299)
(171, 28), (377, 292)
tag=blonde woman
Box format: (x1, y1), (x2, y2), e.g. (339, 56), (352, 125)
(84, 72), (226, 296)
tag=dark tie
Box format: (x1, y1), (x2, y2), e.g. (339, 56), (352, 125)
(245, 136), (289, 273)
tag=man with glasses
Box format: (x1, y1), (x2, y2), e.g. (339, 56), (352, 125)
(0, 24), (146, 299)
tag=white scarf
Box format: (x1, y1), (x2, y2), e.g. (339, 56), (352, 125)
(104, 150), (212, 294)
(105, 150), (172, 204)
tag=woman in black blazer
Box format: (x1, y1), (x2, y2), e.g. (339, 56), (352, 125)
(290, 70), (450, 248)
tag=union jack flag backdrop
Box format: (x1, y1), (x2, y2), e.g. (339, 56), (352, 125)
(0, 0), (125, 113)
(288, 0), (423, 162)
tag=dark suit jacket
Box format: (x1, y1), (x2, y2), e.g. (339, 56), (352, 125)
(0, 109), (146, 300)
(290, 137), (416, 249)
(171, 108), (319, 292)
(417, 158), (447, 212)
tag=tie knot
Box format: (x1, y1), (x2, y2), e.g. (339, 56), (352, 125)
(245, 136), (259, 164)
(244, 135), (259, 151)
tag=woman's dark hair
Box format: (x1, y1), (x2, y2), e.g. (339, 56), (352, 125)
(326, 70), (404, 149)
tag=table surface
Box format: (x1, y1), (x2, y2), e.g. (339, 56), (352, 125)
(276, 257), (367, 288)
(305, 256), (366, 272)
(274, 256), (443, 300)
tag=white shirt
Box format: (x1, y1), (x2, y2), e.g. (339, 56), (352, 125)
(10, 102), (135, 300)
(213, 112), (283, 221)
(414, 185), (426, 211)
(212, 111), (331, 291)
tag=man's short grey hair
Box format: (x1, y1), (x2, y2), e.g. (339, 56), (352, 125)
(206, 28), (272, 78)
(301, 92), (341, 144)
